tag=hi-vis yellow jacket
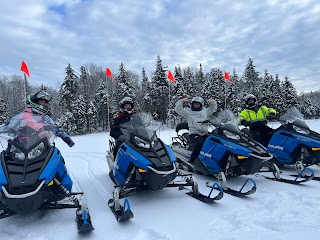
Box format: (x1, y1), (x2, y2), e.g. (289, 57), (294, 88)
(238, 106), (276, 123)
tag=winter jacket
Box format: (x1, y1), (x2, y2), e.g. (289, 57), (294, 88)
(238, 105), (276, 129)
(2, 108), (74, 147)
(175, 99), (217, 135)
(110, 111), (143, 140)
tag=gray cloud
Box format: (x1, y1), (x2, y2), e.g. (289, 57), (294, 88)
(0, 0), (319, 92)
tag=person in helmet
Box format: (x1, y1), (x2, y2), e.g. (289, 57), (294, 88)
(238, 94), (276, 147)
(2, 90), (74, 147)
(175, 96), (217, 163)
(110, 96), (143, 158)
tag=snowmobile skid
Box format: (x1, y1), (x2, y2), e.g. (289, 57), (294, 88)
(0, 120), (94, 233)
(107, 114), (223, 222)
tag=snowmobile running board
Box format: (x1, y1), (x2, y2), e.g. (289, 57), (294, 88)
(206, 178), (257, 197)
(255, 167), (314, 184)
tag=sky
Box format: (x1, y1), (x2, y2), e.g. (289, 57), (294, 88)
(1, 119), (320, 240)
(0, 0), (319, 93)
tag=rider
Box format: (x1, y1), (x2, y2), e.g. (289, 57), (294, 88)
(110, 96), (143, 158)
(175, 96), (217, 163)
(238, 94), (276, 147)
(2, 90), (75, 147)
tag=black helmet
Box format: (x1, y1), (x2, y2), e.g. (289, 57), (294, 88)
(119, 97), (134, 114)
(191, 96), (204, 111)
(26, 90), (52, 115)
(243, 94), (257, 108)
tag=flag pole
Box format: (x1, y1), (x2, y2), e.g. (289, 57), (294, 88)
(224, 78), (227, 110)
(106, 74), (110, 131)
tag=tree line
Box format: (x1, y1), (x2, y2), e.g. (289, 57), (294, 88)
(0, 56), (319, 134)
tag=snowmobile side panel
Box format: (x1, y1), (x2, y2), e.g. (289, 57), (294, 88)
(0, 154), (7, 186)
(39, 148), (65, 184)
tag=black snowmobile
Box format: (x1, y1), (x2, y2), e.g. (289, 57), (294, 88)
(0, 114), (94, 233)
(106, 113), (223, 221)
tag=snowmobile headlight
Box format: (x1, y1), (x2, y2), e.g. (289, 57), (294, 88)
(223, 130), (240, 140)
(134, 136), (151, 149)
(293, 125), (309, 135)
(28, 142), (45, 160)
(10, 145), (25, 160)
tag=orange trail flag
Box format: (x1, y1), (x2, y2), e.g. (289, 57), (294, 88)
(224, 71), (231, 83)
(106, 67), (114, 80)
(167, 70), (175, 83)
(21, 60), (30, 77)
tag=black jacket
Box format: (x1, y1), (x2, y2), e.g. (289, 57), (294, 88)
(110, 112), (143, 139)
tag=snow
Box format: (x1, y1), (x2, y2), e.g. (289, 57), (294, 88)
(2, 120), (320, 240)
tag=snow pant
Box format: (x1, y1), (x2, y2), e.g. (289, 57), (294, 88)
(250, 124), (274, 147)
(113, 135), (126, 159)
(189, 134), (207, 162)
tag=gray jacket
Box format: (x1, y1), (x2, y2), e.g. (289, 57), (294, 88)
(175, 99), (217, 135)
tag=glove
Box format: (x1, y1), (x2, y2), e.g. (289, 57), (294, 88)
(63, 136), (75, 147)
(241, 120), (251, 127)
(117, 135), (126, 142)
(267, 113), (276, 120)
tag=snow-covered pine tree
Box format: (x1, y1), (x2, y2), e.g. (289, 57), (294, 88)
(259, 70), (274, 106)
(112, 63), (136, 117)
(281, 76), (298, 111)
(149, 55), (169, 122)
(140, 68), (152, 113)
(242, 57), (261, 96)
(298, 95), (317, 119)
(0, 98), (8, 124)
(183, 67), (196, 98)
(205, 68), (224, 110)
(86, 99), (98, 132)
(226, 68), (242, 114)
(194, 64), (205, 96)
(95, 81), (108, 130)
(73, 94), (87, 134)
(59, 63), (79, 133)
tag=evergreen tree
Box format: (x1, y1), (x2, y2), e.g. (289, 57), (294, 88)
(96, 81), (108, 130)
(112, 63), (136, 116)
(59, 63), (79, 132)
(149, 55), (169, 121)
(242, 57), (261, 96)
(140, 68), (152, 113)
(73, 94), (87, 134)
(281, 76), (298, 110)
(0, 98), (7, 124)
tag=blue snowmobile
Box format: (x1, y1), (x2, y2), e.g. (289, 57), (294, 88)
(171, 110), (297, 197)
(106, 113), (223, 222)
(0, 115), (94, 233)
(255, 107), (317, 180)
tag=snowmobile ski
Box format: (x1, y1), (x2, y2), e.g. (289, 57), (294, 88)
(207, 177), (256, 197)
(255, 167), (314, 184)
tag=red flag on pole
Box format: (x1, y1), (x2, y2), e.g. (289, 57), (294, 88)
(21, 60), (30, 77)
(224, 71), (231, 83)
(167, 70), (175, 83)
(106, 67), (114, 80)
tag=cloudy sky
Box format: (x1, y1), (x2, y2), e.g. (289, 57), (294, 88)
(0, 0), (319, 92)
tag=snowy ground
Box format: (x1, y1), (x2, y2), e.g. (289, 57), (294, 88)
(1, 120), (320, 240)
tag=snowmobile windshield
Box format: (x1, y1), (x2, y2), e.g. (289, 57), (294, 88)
(213, 110), (241, 134)
(119, 112), (161, 143)
(279, 107), (309, 130)
(0, 113), (58, 152)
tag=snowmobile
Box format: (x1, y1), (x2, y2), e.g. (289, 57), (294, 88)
(0, 115), (94, 233)
(106, 113), (223, 222)
(171, 110), (308, 197)
(246, 107), (317, 180)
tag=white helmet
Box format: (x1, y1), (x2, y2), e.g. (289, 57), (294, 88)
(191, 96), (204, 111)
(119, 97), (134, 114)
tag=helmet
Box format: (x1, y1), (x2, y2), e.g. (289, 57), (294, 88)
(191, 96), (204, 111)
(120, 96), (134, 114)
(243, 94), (257, 108)
(26, 90), (52, 115)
